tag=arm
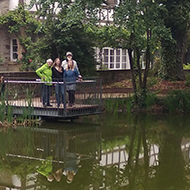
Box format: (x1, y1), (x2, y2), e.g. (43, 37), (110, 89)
(36, 65), (45, 79)
(74, 68), (82, 79)
(73, 60), (81, 75)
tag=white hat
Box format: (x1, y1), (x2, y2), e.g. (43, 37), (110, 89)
(66, 52), (73, 56)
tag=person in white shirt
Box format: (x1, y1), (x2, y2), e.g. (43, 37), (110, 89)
(61, 52), (81, 75)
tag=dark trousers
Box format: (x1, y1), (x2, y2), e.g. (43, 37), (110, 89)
(68, 90), (75, 105)
(55, 84), (64, 106)
(42, 84), (51, 105)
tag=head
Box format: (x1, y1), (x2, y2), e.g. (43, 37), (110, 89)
(47, 174), (54, 182)
(46, 59), (53, 67)
(66, 52), (73, 61)
(66, 171), (74, 183)
(54, 168), (62, 182)
(53, 58), (61, 67)
(67, 60), (74, 70)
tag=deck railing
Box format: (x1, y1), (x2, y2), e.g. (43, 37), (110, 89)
(4, 77), (102, 119)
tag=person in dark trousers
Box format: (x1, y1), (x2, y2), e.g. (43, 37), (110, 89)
(64, 60), (82, 107)
(62, 52), (80, 74)
(36, 59), (53, 107)
(52, 58), (64, 107)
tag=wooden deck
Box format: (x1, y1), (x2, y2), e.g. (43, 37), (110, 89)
(7, 98), (102, 119)
(5, 78), (102, 120)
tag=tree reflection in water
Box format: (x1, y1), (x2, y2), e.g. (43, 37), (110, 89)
(0, 115), (190, 189)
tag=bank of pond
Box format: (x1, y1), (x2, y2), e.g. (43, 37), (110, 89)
(104, 90), (190, 114)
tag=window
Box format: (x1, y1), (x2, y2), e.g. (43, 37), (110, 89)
(11, 39), (18, 62)
(101, 47), (130, 70)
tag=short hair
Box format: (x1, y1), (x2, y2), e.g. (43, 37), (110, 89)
(46, 59), (53, 63)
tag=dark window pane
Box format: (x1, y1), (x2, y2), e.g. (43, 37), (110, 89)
(116, 56), (120, 62)
(104, 49), (108, 55)
(110, 63), (114, 68)
(13, 46), (18, 52)
(116, 49), (120, 55)
(12, 39), (17, 45)
(116, 63), (120, 68)
(110, 49), (114, 55)
(13, 53), (18, 59)
(104, 56), (108, 62)
(110, 56), (114, 62)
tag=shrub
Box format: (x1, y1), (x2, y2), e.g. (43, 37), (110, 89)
(163, 90), (190, 113)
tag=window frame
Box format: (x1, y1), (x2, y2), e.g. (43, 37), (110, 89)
(102, 47), (129, 70)
(10, 38), (18, 62)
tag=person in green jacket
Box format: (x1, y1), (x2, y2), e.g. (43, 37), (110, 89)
(36, 59), (53, 107)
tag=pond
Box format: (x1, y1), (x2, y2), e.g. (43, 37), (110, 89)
(0, 113), (190, 190)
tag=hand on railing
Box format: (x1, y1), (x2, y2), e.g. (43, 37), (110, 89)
(78, 75), (83, 82)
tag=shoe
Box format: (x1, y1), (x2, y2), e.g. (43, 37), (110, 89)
(43, 104), (47, 108)
(47, 104), (52, 107)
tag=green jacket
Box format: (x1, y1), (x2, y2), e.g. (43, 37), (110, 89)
(37, 156), (53, 177)
(36, 63), (52, 85)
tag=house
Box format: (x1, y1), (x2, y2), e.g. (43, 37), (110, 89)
(0, 0), (24, 71)
(0, 0), (130, 71)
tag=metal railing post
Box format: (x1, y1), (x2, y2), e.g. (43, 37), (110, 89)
(63, 79), (67, 117)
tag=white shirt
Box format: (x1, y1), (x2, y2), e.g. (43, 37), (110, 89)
(61, 60), (80, 74)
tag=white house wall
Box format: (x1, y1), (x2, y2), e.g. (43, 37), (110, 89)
(9, 0), (19, 10)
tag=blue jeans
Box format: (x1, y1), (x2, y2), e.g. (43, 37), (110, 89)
(42, 84), (51, 106)
(55, 83), (64, 106)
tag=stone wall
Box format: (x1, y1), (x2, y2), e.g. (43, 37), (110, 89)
(0, 26), (20, 71)
(0, 0), (9, 15)
(97, 69), (133, 84)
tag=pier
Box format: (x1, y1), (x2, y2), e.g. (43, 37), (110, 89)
(4, 78), (102, 120)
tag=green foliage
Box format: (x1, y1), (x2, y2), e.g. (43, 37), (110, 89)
(131, 91), (157, 109)
(0, 4), (40, 35)
(27, 0), (105, 75)
(0, 4), (41, 70)
(158, 0), (190, 80)
(104, 97), (132, 114)
(163, 90), (190, 113)
(17, 49), (36, 71)
(185, 74), (190, 86)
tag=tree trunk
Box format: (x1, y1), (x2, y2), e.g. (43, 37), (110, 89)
(128, 48), (137, 93)
(142, 29), (151, 90)
(136, 47), (142, 88)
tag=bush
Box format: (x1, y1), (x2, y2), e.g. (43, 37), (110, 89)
(163, 90), (190, 113)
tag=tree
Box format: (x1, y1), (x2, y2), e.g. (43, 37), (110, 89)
(113, 0), (169, 107)
(28, 0), (106, 75)
(158, 0), (190, 80)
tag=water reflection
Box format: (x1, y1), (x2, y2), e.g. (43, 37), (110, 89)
(1, 115), (190, 189)
(0, 124), (101, 189)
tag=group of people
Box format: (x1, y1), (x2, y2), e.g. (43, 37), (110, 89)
(36, 52), (82, 107)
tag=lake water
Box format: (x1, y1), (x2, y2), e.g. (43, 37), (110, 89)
(0, 113), (190, 190)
